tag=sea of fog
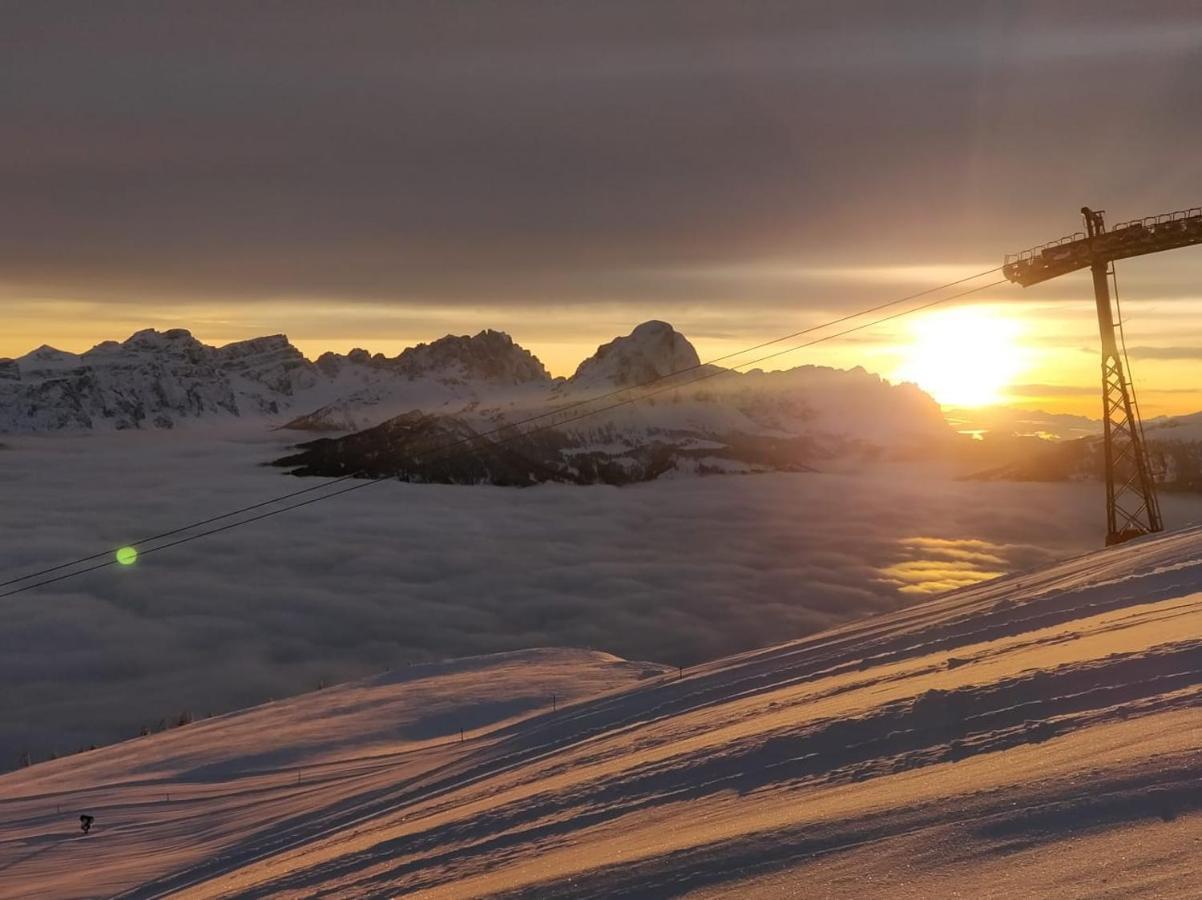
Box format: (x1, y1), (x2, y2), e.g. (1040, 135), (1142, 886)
(5, 427), (1202, 768)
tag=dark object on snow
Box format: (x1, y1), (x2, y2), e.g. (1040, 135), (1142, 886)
(80, 814), (94, 835)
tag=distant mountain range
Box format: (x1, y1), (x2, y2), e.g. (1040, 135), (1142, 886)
(0, 326), (550, 433)
(0, 321), (954, 485)
(943, 406), (1102, 442)
(7, 320), (1201, 488)
(968, 412), (1202, 493)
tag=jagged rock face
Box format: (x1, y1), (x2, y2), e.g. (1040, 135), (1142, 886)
(315, 348), (377, 376)
(313, 331), (550, 386)
(390, 330), (551, 385)
(571, 321), (701, 388)
(215, 335), (319, 398)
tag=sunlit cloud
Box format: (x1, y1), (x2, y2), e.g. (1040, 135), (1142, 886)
(1007, 383), (1098, 398)
(1126, 346), (1202, 361)
(879, 537), (1012, 595)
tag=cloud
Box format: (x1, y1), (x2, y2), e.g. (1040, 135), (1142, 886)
(879, 538), (1011, 595)
(6, 427), (1202, 768)
(1, 2), (1201, 324)
(1007, 383), (1099, 397)
(1125, 346), (1202, 361)
(5, 3), (1202, 395)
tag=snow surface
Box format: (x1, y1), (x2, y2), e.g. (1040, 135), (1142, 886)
(6, 527), (1202, 896)
(569, 319), (701, 388)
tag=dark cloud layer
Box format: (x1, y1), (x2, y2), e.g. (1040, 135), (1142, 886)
(2, 1), (1201, 309)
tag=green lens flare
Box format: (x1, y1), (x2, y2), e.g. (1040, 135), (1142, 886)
(115, 546), (138, 566)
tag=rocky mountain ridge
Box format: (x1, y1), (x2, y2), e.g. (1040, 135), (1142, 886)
(315, 329), (551, 386)
(0, 327), (549, 433)
(3, 321), (955, 484)
(968, 411), (1202, 493)
(270, 322), (953, 485)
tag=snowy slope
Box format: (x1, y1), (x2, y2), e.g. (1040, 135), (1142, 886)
(0, 650), (668, 898)
(5, 528), (1202, 897)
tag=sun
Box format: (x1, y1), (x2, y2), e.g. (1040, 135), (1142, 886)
(894, 306), (1025, 408)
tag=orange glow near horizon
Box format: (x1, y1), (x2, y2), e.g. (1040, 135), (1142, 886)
(5, 293), (1201, 417)
(892, 306), (1029, 408)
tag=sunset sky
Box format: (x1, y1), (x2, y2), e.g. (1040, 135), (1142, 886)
(3, 2), (1201, 414)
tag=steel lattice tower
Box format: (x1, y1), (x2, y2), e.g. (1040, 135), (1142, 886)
(1081, 210), (1162, 544)
(1004, 205), (1202, 546)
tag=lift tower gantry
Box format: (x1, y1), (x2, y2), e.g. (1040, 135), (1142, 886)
(1004, 205), (1202, 545)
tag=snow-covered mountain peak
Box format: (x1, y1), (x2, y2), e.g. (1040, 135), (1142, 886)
(216, 334), (316, 398)
(570, 320), (701, 388)
(315, 347), (378, 376)
(391, 329), (551, 385)
(116, 328), (206, 355)
(0, 329), (327, 432)
(215, 333), (307, 371)
(311, 331), (549, 387)
(2, 322), (954, 462)
(15, 345), (82, 373)
(20, 344), (76, 360)
(217, 333), (293, 356)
